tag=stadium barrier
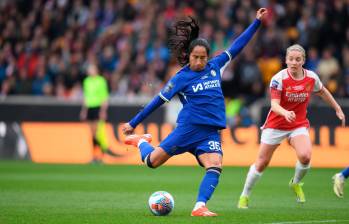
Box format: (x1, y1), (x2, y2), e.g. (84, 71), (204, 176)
(1, 96), (348, 167)
(22, 122), (349, 167)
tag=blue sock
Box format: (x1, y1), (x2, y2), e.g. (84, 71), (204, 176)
(196, 167), (222, 203)
(139, 142), (154, 162)
(341, 167), (349, 179)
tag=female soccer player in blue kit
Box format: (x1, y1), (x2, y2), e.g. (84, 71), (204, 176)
(122, 8), (267, 216)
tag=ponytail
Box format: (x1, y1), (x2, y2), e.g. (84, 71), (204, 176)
(169, 17), (204, 66)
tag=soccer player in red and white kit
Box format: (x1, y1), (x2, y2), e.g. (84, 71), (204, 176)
(237, 44), (346, 209)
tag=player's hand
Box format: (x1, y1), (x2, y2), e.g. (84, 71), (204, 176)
(336, 110), (346, 127)
(284, 111), (296, 123)
(122, 123), (134, 135)
(256, 8), (267, 20)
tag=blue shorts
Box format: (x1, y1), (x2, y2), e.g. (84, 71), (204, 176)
(159, 124), (223, 159)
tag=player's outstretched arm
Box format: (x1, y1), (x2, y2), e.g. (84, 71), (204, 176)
(316, 87), (346, 127)
(122, 95), (166, 135)
(226, 8), (267, 59)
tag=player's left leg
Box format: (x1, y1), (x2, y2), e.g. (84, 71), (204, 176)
(289, 130), (312, 203)
(191, 152), (222, 217)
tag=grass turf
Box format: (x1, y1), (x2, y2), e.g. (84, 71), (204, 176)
(0, 161), (348, 224)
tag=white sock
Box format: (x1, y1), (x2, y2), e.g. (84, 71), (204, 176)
(241, 164), (262, 197)
(193, 201), (205, 210)
(137, 139), (147, 148)
(337, 173), (345, 181)
(293, 161), (310, 183)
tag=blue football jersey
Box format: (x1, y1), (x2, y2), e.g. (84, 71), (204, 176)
(159, 51), (232, 129)
(128, 19), (261, 130)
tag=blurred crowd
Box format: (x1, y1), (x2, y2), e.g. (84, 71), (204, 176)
(0, 0), (348, 106)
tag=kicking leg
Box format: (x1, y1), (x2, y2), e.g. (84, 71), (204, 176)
(125, 134), (170, 168)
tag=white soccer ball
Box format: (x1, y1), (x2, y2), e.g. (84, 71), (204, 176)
(148, 191), (175, 216)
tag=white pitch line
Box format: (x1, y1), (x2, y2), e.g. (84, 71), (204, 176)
(268, 220), (349, 224)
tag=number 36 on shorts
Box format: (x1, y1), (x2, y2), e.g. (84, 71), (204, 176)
(208, 141), (221, 151)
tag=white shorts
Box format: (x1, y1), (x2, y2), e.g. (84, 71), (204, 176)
(260, 127), (309, 145)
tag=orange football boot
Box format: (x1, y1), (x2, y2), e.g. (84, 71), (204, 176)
(191, 206), (217, 217)
(124, 134), (152, 147)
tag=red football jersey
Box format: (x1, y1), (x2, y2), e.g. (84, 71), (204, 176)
(262, 68), (323, 130)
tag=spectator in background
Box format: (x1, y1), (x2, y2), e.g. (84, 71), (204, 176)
(31, 65), (52, 96)
(15, 68), (32, 95)
(317, 47), (340, 93)
(341, 46), (349, 97)
(304, 47), (319, 72)
(236, 48), (264, 104)
(0, 0), (348, 101)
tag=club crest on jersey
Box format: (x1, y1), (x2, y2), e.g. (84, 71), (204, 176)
(210, 70), (216, 77)
(305, 83), (311, 91)
(271, 80), (279, 89)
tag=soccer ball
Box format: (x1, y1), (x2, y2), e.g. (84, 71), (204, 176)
(148, 191), (175, 216)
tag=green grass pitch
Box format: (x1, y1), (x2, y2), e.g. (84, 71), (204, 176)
(0, 161), (348, 224)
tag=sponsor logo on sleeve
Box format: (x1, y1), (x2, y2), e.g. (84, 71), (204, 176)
(271, 80), (279, 89)
(163, 82), (174, 93)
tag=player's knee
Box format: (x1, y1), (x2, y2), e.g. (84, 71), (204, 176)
(255, 160), (268, 172)
(206, 166), (222, 175)
(145, 154), (164, 169)
(145, 155), (156, 169)
(298, 154), (311, 165)
(204, 160), (222, 169)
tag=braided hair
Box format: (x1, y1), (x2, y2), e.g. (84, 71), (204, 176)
(168, 17), (210, 66)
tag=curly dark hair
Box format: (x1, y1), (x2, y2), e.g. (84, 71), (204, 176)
(168, 17), (210, 66)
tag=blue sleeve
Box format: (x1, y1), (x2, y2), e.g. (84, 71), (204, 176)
(129, 95), (165, 128)
(227, 19), (261, 58)
(211, 19), (261, 68)
(159, 73), (185, 102)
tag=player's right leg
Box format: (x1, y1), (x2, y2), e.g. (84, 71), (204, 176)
(238, 143), (278, 209)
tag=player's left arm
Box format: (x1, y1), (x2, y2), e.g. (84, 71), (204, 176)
(226, 8), (267, 59)
(210, 8), (267, 69)
(316, 87), (346, 127)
